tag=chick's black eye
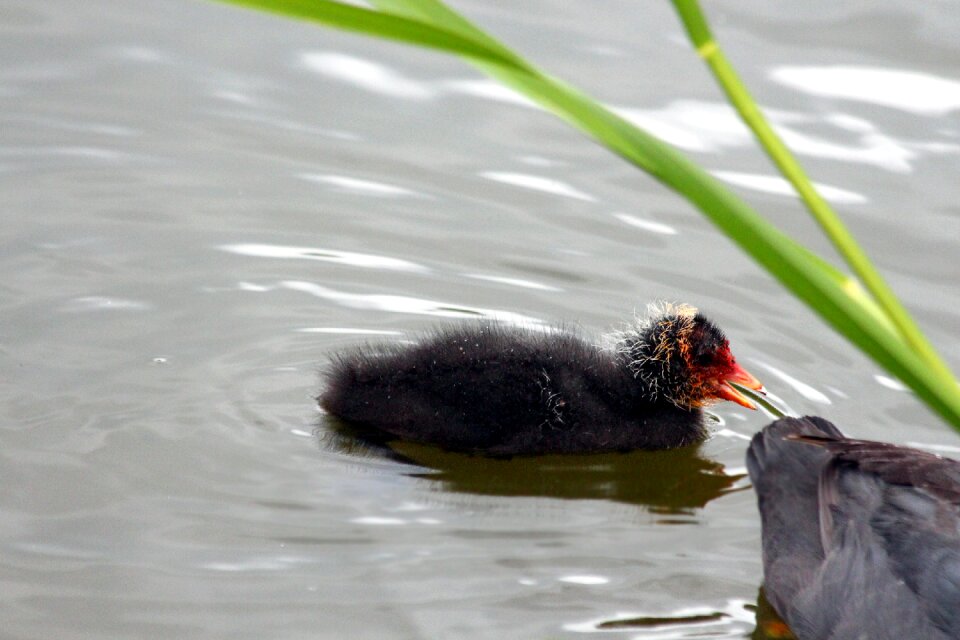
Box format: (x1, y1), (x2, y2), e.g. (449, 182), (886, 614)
(695, 352), (714, 366)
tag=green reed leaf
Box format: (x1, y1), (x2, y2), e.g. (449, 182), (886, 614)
(216, 0), (529, 70)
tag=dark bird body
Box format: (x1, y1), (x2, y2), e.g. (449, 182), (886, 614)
(747, 416), (960, 640)
(319, 304), (761, 456)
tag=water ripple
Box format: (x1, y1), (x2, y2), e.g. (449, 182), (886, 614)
(201, 555), (311, 572)
(300, 51), (435, 100)
(772, 65), (960, 116)
(442, 78), (538, 108)
(751, 360), (832, 405)
(4, 115), (136, 137)
(480, 171), (596, 202)
(350, 516), (440, 526)
(279, 280), (543, 324)
(60, 296), (151, 312)
(874, 374), (908, 392)
(298, 328), (403, 336)
(207, 109), (359, 141)
(219, 243), (429, 273)
(0, 145), (132, 162)
(712, 170), (867, 205)
(559, 574), (609, 585)
(617, 99), (954, 172)
(299, 173), (426, 198)
(464, 273), (561, 291)
(296, 51), (956, 174)
(613, 213), (678, 236)
(778, 121), (919, 174)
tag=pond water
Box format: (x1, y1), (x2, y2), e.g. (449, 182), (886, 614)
(3, 0), (959, 638)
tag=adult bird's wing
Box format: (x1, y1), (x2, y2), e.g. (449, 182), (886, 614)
(749, 417), (960, 640)
(797, 433), (960, 638)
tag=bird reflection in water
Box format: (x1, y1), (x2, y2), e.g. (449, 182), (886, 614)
(567, 589), (794, 637)
(321, 418), (744, 514)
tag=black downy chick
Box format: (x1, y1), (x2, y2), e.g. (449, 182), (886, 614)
(320, 303), (762, 456)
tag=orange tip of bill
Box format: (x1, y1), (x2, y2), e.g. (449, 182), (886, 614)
(720, 363), (764, 410)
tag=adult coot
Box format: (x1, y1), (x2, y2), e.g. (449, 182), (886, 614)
(747, 416), (960, 640)
(319, 303), (762, 455)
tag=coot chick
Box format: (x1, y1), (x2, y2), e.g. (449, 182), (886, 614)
(747, 416), (960, 640)
(319, 303), (762, 455)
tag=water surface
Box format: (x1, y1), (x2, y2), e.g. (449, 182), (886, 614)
(2, 1), (959, 638)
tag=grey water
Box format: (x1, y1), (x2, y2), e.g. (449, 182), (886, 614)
(2, 0), (959, 638)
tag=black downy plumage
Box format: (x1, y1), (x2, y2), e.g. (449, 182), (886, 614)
(319, 303), (762, 456)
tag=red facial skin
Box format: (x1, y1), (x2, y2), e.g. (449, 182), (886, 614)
(692, 343), (764, 409)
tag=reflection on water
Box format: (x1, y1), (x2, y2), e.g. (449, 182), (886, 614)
(279, 280), (543, 324)
(771, 65), (960, 116)
(480, 171), (597, 202)
(219, 242), (430, 273)
(613, 212), (678, 236)
(711, 169), (868, 205)
(596, 611), (727, 629)
(300, 51), (436, 100)
(564, 590), (794, 638)
(321, 419), (745, 514)
(616, 98), (959, 173)
(299, 172), (430, 198)
(567, 597), (758, 636)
